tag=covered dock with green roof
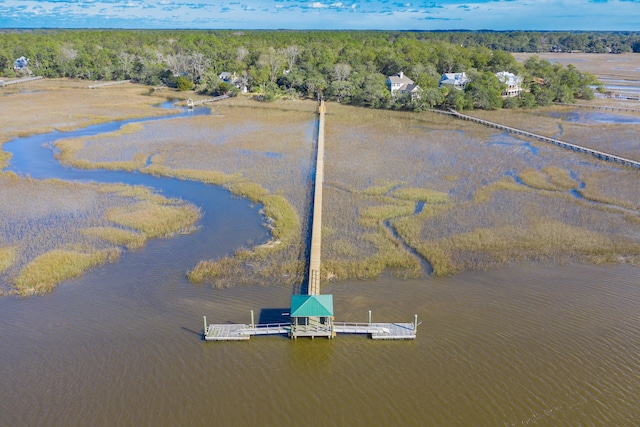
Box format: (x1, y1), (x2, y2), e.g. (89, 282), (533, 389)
(289, 294), (335, 339)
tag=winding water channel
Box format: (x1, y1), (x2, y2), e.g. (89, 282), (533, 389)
(2, 104), (640, 426)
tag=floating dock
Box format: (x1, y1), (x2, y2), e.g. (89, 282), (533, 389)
(204, 318), (417, 341)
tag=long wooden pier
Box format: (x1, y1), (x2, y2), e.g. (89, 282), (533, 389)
(204, 100), (418, 341)
(447, 109), (640, 169)
(307, 101), (326, 295)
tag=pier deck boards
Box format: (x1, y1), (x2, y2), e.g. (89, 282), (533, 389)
(205, 323), (291, 341)
(205, 322), (416, 340)
(334, 322), (417, 340)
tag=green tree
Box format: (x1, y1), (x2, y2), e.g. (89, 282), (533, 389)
(465, 71), (504, 110)
(176, 75), (194, 91)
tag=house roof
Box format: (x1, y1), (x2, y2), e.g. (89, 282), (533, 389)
(387, 72), (414, 86)
(496, 71), (522, 86)
(405, 83), (421, 92)
(440, 72), (469, 86)
(290, 295), (334, 317)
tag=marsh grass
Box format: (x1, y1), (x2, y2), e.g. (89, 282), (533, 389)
(50, 95), (314, 287)
(469, 105), (640, 162)
(579, 172), (636, 210)
(97, 183), (174, 205)
(391, 187), (450, 203)
(322, 102), (640, 278)
(2, 79), (177, 143)
(56, 138), (149, 171)
(542, 166), (579, 190)
(80, 227), (146, 249)
(0, 169), (198, 295)
(416, 221), (640, 276)
(0, 246), (17, 274)
(6, 81), (639, 290)
(106, 201), (201, 238)
(14, 247), (121, 296)
(519, 168), (563, 191)
(473, 177), (531, 203)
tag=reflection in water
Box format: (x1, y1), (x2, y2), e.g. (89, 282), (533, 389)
(2, 105), (640, 426)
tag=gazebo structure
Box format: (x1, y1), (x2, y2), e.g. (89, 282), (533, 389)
(289, 294), (334, 339)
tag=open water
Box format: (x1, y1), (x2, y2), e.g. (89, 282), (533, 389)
(2, 104), (640, 426)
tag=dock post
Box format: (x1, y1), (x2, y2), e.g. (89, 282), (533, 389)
(414, 314), (418, 332)
(368, 310), (372, 326)
(250, 310), (255, 328)
(203, 316), (207, 337)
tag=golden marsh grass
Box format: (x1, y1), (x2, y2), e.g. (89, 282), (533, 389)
(14, 248), (121, 296)
(105, 201), (201, 238)
(0, 172), (201, 295)
(80, 227), (146, 249)
(3, 81), (640, 290)
(0, 246), (17, 274)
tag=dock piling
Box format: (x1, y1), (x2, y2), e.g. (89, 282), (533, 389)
(203, 316), (207, 337)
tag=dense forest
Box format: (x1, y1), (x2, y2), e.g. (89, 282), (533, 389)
(2, 30), (631, 110)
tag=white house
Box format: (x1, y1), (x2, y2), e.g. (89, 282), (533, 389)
(387, 72), (421, 98)
(495, 71), (523, 97)
(439, 72), (469, 90)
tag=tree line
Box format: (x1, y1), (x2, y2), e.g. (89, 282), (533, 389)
(0, 30), (607, 110)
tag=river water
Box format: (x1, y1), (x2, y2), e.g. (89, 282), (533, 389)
(2, 105), (640, 426)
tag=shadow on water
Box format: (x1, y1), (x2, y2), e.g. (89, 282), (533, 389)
(258, 308), (291, 323)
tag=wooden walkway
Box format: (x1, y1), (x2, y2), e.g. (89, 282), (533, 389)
(307, 101), (326, 295)
(187, 94), (231, 108)
(555, 102), (640, 114)
(0, 76), (43, 87)
(447, 109), (640, 169)
(88, 80), (131, 89)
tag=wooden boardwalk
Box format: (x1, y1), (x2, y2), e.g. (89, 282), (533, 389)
(307, 101), (326, 295)
(187, 94), (231, 108)
(555, 102), (640, 114)
(447, 109), (640, 169)
(0, 76), (43, 87)
(88, 80), (131, 89)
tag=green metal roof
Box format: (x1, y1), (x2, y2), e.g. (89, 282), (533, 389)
(290, 295), (334, 317)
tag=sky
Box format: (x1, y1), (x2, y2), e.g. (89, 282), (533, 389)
(0, 0), (639, 30)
